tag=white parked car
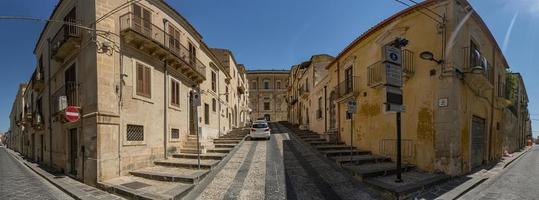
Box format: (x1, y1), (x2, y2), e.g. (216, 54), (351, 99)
(250, 122), (271, 140)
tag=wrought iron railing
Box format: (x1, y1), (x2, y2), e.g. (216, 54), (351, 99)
(334, 76), (360, 99)
(120, 13), (206, 78)
(462, 47), (494, 84)
(367, 62), (384, 87)
(402, 49), (414, 74)
(51, 82), (79, 113)
(51, 19), (81, 54)
(379, 139), (415, 160)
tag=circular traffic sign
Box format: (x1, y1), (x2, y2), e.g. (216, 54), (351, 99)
(65, 106), (80, 122)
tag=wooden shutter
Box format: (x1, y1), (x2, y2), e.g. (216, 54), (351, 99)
(144, 66), (151, 97)
(136, 64), (144, 96)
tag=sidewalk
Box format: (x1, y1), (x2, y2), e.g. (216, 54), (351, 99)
(4, 148), (124, 200)
(431, 146), (533, 200)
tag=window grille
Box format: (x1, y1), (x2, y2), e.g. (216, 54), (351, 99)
(127, 124), (144, 141)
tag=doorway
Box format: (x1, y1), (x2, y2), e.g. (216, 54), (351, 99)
(471, 116), (486, 169)
(189, 92), (196, 135)
(69, 128), (78, 176)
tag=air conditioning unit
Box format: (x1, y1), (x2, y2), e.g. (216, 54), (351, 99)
(57, 96), (67, 112)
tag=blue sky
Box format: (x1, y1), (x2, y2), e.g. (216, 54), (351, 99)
(0, 0), (537, 137)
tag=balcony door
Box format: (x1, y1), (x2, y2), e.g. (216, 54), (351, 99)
(133, 4), (151, 37)
(344, 67), (353, 94)
(65, 64), (77, 106)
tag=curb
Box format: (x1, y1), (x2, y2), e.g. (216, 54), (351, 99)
(183, 130), (250, 200)
(3, 147), (122, 200)
(503, 147), (532, 169)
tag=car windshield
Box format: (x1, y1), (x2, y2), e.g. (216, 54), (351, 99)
(252, 123), (268, 128)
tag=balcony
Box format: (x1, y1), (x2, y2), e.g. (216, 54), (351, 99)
(237, 85), (245, 94)
(334, 76), (360, 100)
(32, 112), (44, 130)
(32, 71), (45, 93)
(52, 82), (79, 114)
(461, 47), (494, 92)
(402, 49), (414, 76)
(289, 97), (298, 105)
(119, 13), (206, 83)
(51, 20), (81, 62)
(367, 62), (384, 87)
(299, 87), (310, 99)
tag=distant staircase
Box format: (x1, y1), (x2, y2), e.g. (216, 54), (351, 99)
(100, 128), (249, 200)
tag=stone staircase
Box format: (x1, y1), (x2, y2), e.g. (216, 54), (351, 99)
(280, 122), (448, 198)
(100, 128), (249, 200)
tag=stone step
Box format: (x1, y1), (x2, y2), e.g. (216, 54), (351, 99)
(343, 162), (416, 179)
(213, 139), (241, 144)
(322, 149), (371, 157)
(298, 135), (322, 139)
(308, 141), (343, 146)
(154, 158), (220, 169)
(315, 145), (355, 151)
(207, 148), (233, 153)
(330, 155), (391, 165)
(130, 166), (209, 184)
(363, 171), (450, 197)
(214, 144), (237, 148)
(172, 153), (226, 160)
(180, 148), (205, 154)
(182, 143), (205, 148)
(100, 176), (193, 200)
(302, 138), (326, 142)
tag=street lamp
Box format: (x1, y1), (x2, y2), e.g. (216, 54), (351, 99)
(419, 51), (444, 64)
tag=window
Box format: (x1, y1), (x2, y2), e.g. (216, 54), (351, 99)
(127, 124), (144, 141)
(170, 78), (180, 107)
(264, 102), (270, 110)
(317, 97), (323, 119)
(212, 98), (216, 112)
(136, 63), (151, 98)
(264, 80), (270, 89)
(211, 71), (217, 92)
(132, 4), (151, 37)
(225, 86), (229, 102)
(189, 43), (196, 64)
(252, 81), (257, 89)
(276, 81), (281, 89)
(204, 103), (210, 125)
(171, 128), (180, 139)
(345, 67), (353, 93)
(168, 25), (181, 53)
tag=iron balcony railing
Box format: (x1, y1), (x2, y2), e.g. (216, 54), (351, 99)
(462, 47), (494, 84)
(379, 139), (415, 160)
(51, 19), (81, 55)
(119, 13), (206, 78)
(367, 62), (384, 87)
(334, 76), (360, 99)
(402, 49), (414, 75)
(51, 82), (79, 113)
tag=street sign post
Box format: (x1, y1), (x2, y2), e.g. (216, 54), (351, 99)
(382, 40), (407, 183)
(347, 99), (357, 162)
(65, 106), (80, 123)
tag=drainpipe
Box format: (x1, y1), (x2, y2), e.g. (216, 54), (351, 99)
(488, 47), (496, 162)
(163, 19), (168, 159)
(324, 85), (327, 133)
(47, 38), (53, 169)
(218, 70), (221, 137)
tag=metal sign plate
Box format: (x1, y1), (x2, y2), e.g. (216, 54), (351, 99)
(347, 99), (357, 114)
(383, 45), (402, 65)
(385, 63), (403, 87)
(385, 86), (403, 112)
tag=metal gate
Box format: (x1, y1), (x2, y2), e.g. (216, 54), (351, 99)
(471, 116), (486, 168)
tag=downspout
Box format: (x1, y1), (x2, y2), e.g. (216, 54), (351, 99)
(488, 47), (496, 162)
(163, 19), (168, 159)
(336, 62), (341, 142)
(324, 85), (327, 133)
(218, 70), (221, 137)
(47, 38), (53, 169)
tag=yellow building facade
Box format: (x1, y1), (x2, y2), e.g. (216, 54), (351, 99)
(325, 0), (513, 175)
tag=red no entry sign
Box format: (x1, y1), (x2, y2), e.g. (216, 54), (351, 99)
(65, 106), (80, 122)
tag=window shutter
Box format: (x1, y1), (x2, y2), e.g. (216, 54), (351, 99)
(144, 66), (151, 97)
(136, 64), (143, 96)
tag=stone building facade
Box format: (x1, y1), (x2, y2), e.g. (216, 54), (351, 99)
(8, 0), (249, 186)
(247, 70), (289, 122)
(288, 0), (529, 176)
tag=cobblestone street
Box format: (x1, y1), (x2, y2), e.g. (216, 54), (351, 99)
(459, 145), (539, 200)
(0, 146), (73, 200)
(197, 123), (382, 200)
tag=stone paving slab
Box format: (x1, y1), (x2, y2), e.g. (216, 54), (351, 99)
(364, 171), (449, 196)
(130, 166), (209, 184)
(3, 147), (123, 200)
(101, 175), (193, 199)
